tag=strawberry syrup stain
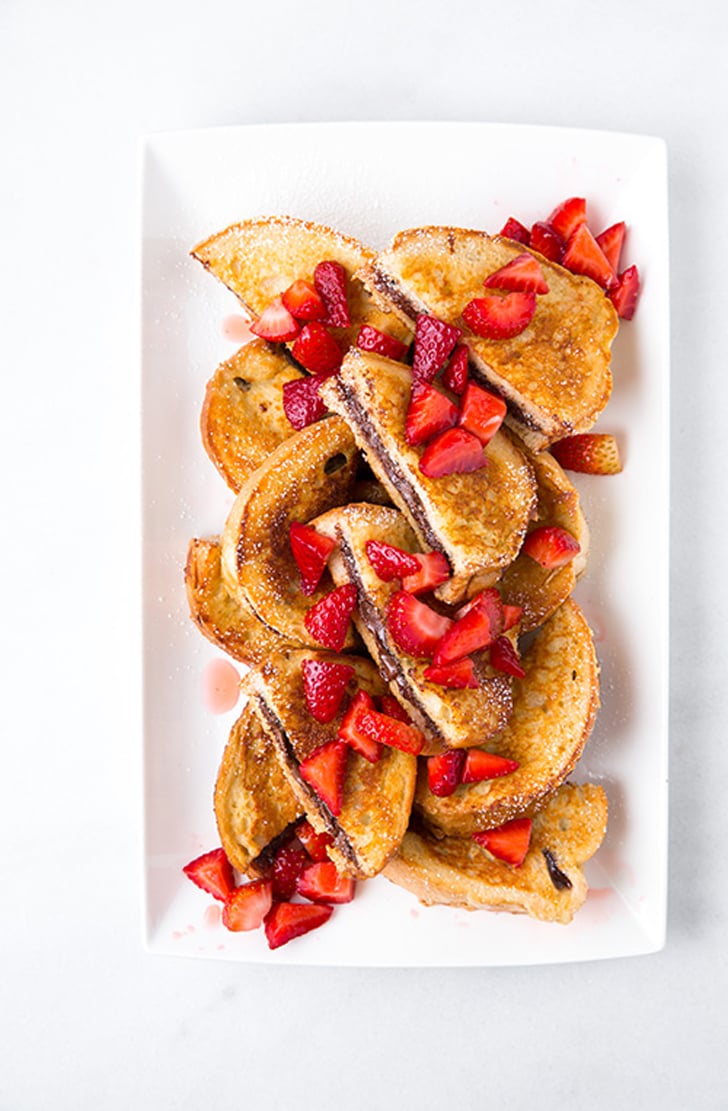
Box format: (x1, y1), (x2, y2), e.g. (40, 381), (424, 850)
(203, 659), (241, 714)
(203, 904), (222, 929)
(222, 314), (256, 345)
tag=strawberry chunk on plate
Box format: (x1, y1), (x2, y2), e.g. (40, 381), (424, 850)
(221, 880), (273, 932)
(338, 690), (382, 763)
(419, 428), (488, 478)
(472, 818), (533, 867)
(547, 197), (587, 242)
(386, 590), (453, 659)
(304, 583), (357, 651)
(302, 658), (355, 723)
(462, 291), (537, 340)
(356, 324), (409, 362)
(182, 847), (236, 903)
(270, 840), (310, 901)
(529, 221), (565, 263)
(405, 381), (459, 446)
(498, 216), (530, 244)
(290, 521), (336, 595)
(296, 820), (334, 863)
(355, 707), (426, 756)
(297, 861), (356, 904)
(427, 750), (466, 797)
(489, 635), (526, 679)
(282, 372), (332, 430)
(299, 740), (349, 817)
(458, 381), (507, 447)
(432, 594), (502, 666)
(423, 656), (479, 689)
(365, 539), (421, 581)
(379, 695), (411, 723)
(609, 265), (641, 320)
(291, 322), (343, 374)
(461, 749), (520, 783)
(264, 902), (334, 950)
(313, 260), (351, 327)
(281, 279), (326, 322)
(401, 551), (451, 595)
(483, 252), (549, 295)
(412, 314), (461, 382)
(550, 433), (623, 475)
(442, 344), (469, 394)
(595, 221), (626, 273)
(521, 526), (580, 569)
(250, 296), (301, 342)
(562, 224), (617, 290)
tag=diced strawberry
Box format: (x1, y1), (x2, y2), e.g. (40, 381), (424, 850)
(427, 750), (466, 797)
(302, 658), (354, 723)
(453, 587), (504, 635)
(221, 879), (273, 931)
(595, 221), (626, 273)
(386, 590), (453, 659)
(502, 604), (523, 632)
(356, 324), (409, 362)
(297, 861), (356, 904)
(462, 291), (537, 340)
(562, 224), (617, 290)
(472, 818), (532, 867)
(442, 344), (469, 394)
(609, 264), (641, 320)
(304, 583), (357, 651)
(313, 260), (351, 327)
(356, 707), (425, 756)
(401, 551), (451, 595)
(289, 521), (336, 595)
(550, 433), (623, 475)
(458, 382), (507, 446)
(462, 749), (520, 784)
(547, 197), (587, 242)
(489, 636), (526, 679)
(299, 740), (349, 817)
(405, 382), (460, 447)
(379, 695), (411, 723)
(182, 847), (236, 903)
(296, 820), (334, 863)
(264, 901), (334, 949)
(483, 253), (549, 295)
(338, 690), (382, 763)
(365, 540), (421, 581)
(250, 296), (301, 342)
(282, 372), (332, 430)
(432, 593), (503, 666)
(270, 840), (309, 900)
(291, 322), (343, 374)
(412, 314), (462, 382)
(529, 221), (565, 263)
(499, 217), (531, 244)
(521, 526), (580, 568)
(281, 279), (326, 322)
(423, 657), (479, 689)
(419, 428), (488, 478)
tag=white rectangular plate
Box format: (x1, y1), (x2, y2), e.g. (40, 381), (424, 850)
(141, 122), (669, 965)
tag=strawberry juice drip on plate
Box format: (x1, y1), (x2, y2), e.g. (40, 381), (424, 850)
(222, 314), (256, 345)
(202, 659), (241, 714)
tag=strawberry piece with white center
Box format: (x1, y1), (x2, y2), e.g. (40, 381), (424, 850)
(270, 840), (310, 900)
(386, 590), (453, 659)
(529, 221), (565, 263)
(400, 551), (451, 595)
(296, 820), (334, 863)
(299, 739), (349, 817)
(462, 291), (537, 340)
(281, 279), (326, 322)
(365, 539), (421, 582)
(182, 847), (236, 903)
(412, 314), (462, 382)
(405, 381), (460, 446)
(442, 344), (469, 394)
(427, 750), (466, 797)
(355, 707), (426, 756)
(458, 381), (507, 446)
(337, 690), (382, 763)
(483, 253), (549, 295)
(356, 324), (409, 362)
(521, 526), (580, 569)
(282, 372), (333, 430)
(221, 879), (273, 932)
(609, 265), (641, 320)
(423, 656), (479, 689)
(562, 224), (617, 290)
(297, 861), (356, 904)
(302, 658), (355, 723)
(550, 433), (623, 475)
(304, 583), (357, 651)
(264, 902), (334, 950)
(250, 296), (301, 342)
(379, 695), (411, 723)
(289, 521), (336, 595)
(461, 749), (520, 784)
(498, 217), (531, 244)
(419, 428), (488, 478)
(595, 221), (626, 273)
(472, 818), (533, 867)
(489, 636), (525, 679)
(313, 260), (351, 327)
(291, 322), (343, 374)
(547, 197), (587, 242)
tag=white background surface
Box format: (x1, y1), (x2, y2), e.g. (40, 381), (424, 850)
(1, 1), (726, 1108)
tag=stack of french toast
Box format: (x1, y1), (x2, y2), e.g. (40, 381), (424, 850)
(183, 208), (632, 948)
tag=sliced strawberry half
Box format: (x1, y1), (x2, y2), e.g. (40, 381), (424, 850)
(452, 587), (504, 637)
(405, 381), (459, 446)
(547, 197), (587, 242)
(281, 279), (326, 322)
(338, 690), (382, 763)
(356, 324), (409, 362)
(290, 521), (336, 595)
(529, 221), (565, 263)
(442, 344), (469, 394)
(521, 526), (580, 568)
(462, 749), (520, 784)
(264, 902), (334, 950)
(502, 604), (524, 632)
(271, 840), (310, 901)
(427, 750), (466, 797)
(419, 428), (488, 478)
(489, 636), (525, 679)
(299, 740), (349, 817)
(183, 847), (236, 903)
(296, 820), (334, 863)
(304, 583), (357, 651)
(356, 707), (425, 755)
(473, 818), (532, 867)
(595, 221), (626, 273)
(609, 265), (640, 320)
(462, 291), (537, 340)
(499, 217), (530, 244)
(401, 551), (451, 595)
(423, 657), (479, 689)
(365, 539), (421, 581)
(379, 695), (411, 723)
(458, 381), (507, 446)
(483, 253), (549, 295)
(250, 296), (301, 342)
(432, 595), (503, 666)
(282, 372), (332, 430)
(562, 224), (617, 290)
(551, 433), (623, 475)
(313, 260), (351, 327)
(386, 590), (453, 659)
(297, 861), (355, 904)
(221, 879), (273, 932)
(412, 314), (462, 382)
(302, 658), (354, 723)
(291, 322), (343, 374)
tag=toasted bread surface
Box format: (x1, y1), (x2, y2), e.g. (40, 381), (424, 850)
(364, 227), (618, 450)
(415, 598), (599, 836)
(384, 782), (607, 923)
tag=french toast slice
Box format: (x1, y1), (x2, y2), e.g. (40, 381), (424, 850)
(384, 782), (607, 924)
(213, 702), (303, 874)
(184, 537), (297, 666)
(220, 415), (361, 647)
(201, 340), (304, 492)
(321, 349), (537, 604)
(361, 226), (618, 451)
(246, 649), (417, 878)
(415, 598), (599, 837)
(313, 503), (513, 753)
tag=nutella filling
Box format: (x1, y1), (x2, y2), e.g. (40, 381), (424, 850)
(542, 848), (573, 891)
